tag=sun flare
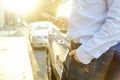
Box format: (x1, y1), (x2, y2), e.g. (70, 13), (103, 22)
(1, 0), (39, 15)
(56, 0), (72, 17)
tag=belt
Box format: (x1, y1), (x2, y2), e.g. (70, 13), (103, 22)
(70, 40), (81, 50)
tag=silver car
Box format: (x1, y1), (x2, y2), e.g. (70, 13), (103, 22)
(29, 21), (52, 48)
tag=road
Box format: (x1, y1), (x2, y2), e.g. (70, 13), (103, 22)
(0, 28), (48, 80)
(28, 45), (48, 80)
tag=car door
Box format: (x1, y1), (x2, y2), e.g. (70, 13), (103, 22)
(47, 26), (70, 79)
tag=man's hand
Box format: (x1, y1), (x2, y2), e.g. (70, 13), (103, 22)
(48, 16), (68, 29)
(69, 50), (80, 62)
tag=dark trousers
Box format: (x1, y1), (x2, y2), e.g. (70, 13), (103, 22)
(61, 42), (120, 80)
(105, 50), (120, 80)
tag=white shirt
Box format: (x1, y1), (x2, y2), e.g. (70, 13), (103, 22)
(66, 0), (120, 64)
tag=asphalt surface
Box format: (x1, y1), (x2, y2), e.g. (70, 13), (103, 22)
(0, 37), (33, 80)
(28, 48), (48, 80)
(0, 28), (48, 80)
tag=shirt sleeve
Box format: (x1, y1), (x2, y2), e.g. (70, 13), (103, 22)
(76, 0), (120, 64)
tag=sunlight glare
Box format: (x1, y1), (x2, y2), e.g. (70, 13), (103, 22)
(56, 0), (72, 17)
(1, 0), (39, 15)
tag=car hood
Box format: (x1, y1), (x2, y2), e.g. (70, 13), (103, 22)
(31, 29), (48, 36)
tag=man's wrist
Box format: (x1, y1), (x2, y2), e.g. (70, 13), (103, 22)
(76, 48), (94, 64)
(74, 51), (81, 62)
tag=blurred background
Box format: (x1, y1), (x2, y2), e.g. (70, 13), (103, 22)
(0, 0), (66, 28)
(0, 0), (70, 80)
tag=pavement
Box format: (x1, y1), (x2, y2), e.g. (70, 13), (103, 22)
(0, 36), (34, 80)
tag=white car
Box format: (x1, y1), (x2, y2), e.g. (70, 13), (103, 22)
(29, 21), (52, 48)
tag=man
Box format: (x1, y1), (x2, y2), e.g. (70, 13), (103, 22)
(50, 0), (120, 80)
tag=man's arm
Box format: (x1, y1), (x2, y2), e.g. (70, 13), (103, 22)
(75, 0), (120, 64)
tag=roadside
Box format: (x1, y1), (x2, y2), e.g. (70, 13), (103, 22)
(0, 27), (33, 80)
(0, 26), (48, 80)
(0, 37), (34, 80)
